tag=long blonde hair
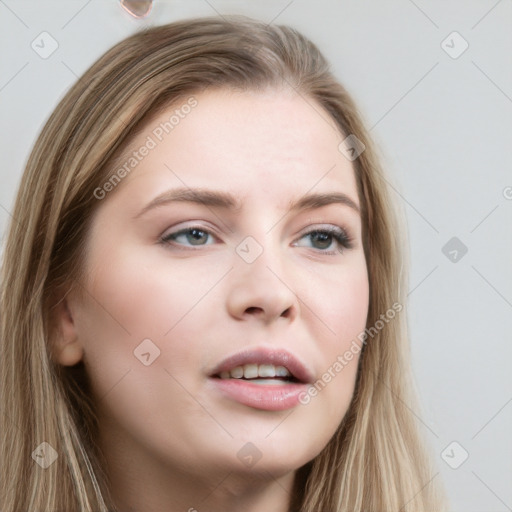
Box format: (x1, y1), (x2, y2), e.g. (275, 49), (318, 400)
(0, 15), (446, 511)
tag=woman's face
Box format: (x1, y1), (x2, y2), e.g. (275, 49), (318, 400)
(60, 87), (369, 486)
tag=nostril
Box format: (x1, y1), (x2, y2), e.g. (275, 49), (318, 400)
(281, 307), (292, 318)
(245, 307), (262, 315)
(243, 305), (294, 319)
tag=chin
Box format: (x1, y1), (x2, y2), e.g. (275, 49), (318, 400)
(202, 434), (324, 478)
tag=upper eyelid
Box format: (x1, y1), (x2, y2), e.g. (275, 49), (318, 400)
(297, 223), (348, 235)
(161, 223), (219, 240)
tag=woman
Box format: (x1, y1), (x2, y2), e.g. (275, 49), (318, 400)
(0, 16), (447, 512)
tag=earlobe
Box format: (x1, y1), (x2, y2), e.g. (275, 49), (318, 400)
(51, 295), (84, 366)
(57, 341), (84, 366)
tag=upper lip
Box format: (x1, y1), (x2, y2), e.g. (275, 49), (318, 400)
(209, 347), (315, 384)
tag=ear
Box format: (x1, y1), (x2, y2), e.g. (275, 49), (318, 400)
(50, 293), (84, 366)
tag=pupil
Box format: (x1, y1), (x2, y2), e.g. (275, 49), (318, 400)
(188, 229), (207, 245)
(312, 231), (331, 249)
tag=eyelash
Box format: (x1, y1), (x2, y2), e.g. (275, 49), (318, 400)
(159, 224), (354, 255)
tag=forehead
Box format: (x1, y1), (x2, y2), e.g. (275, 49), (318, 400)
(104, 87), (360, 211)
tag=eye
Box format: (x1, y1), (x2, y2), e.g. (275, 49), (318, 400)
(294, 226), (353, 254)
(159, 224), (354, 254)
(160, 226), (217, 247)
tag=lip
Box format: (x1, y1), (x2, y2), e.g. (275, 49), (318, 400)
(210, 378), (309, 411)
(209, 347), (315, 384)
(208, 347), (314, 411)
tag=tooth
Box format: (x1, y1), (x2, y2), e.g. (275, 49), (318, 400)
(275, 366), (291, 377)
(230, 366), (244, 379)
(220, 371), (230, 379)
(243, 364), (259, 379)
(258, 364), (276, 378)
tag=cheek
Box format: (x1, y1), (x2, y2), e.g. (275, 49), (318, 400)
(304, 259), (369, 350)
(328, 272), (369, 343)
(84, 246), (212, 339)
(74, 257), (205, 438)
(76, 249), (217, 390)
(298, 262), (368, 417)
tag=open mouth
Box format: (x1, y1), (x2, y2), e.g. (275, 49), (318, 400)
(208, 349), (312, 411)
(213, 363), (301, 385)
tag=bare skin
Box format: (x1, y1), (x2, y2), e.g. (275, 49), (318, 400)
(53, 87), (369, 512)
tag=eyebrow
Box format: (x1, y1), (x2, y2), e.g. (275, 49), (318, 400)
(133, 187), (360, 219)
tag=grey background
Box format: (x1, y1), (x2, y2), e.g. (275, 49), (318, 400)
(1, 1), (511, 510)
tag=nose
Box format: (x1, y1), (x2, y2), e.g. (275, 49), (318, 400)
(226, 243), (300, 325)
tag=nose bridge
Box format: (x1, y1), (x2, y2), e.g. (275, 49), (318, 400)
(235, 231), (284, 283)
(227, 232), (299, 322)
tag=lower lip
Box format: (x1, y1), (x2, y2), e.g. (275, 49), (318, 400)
(209, 378), (308, 411)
